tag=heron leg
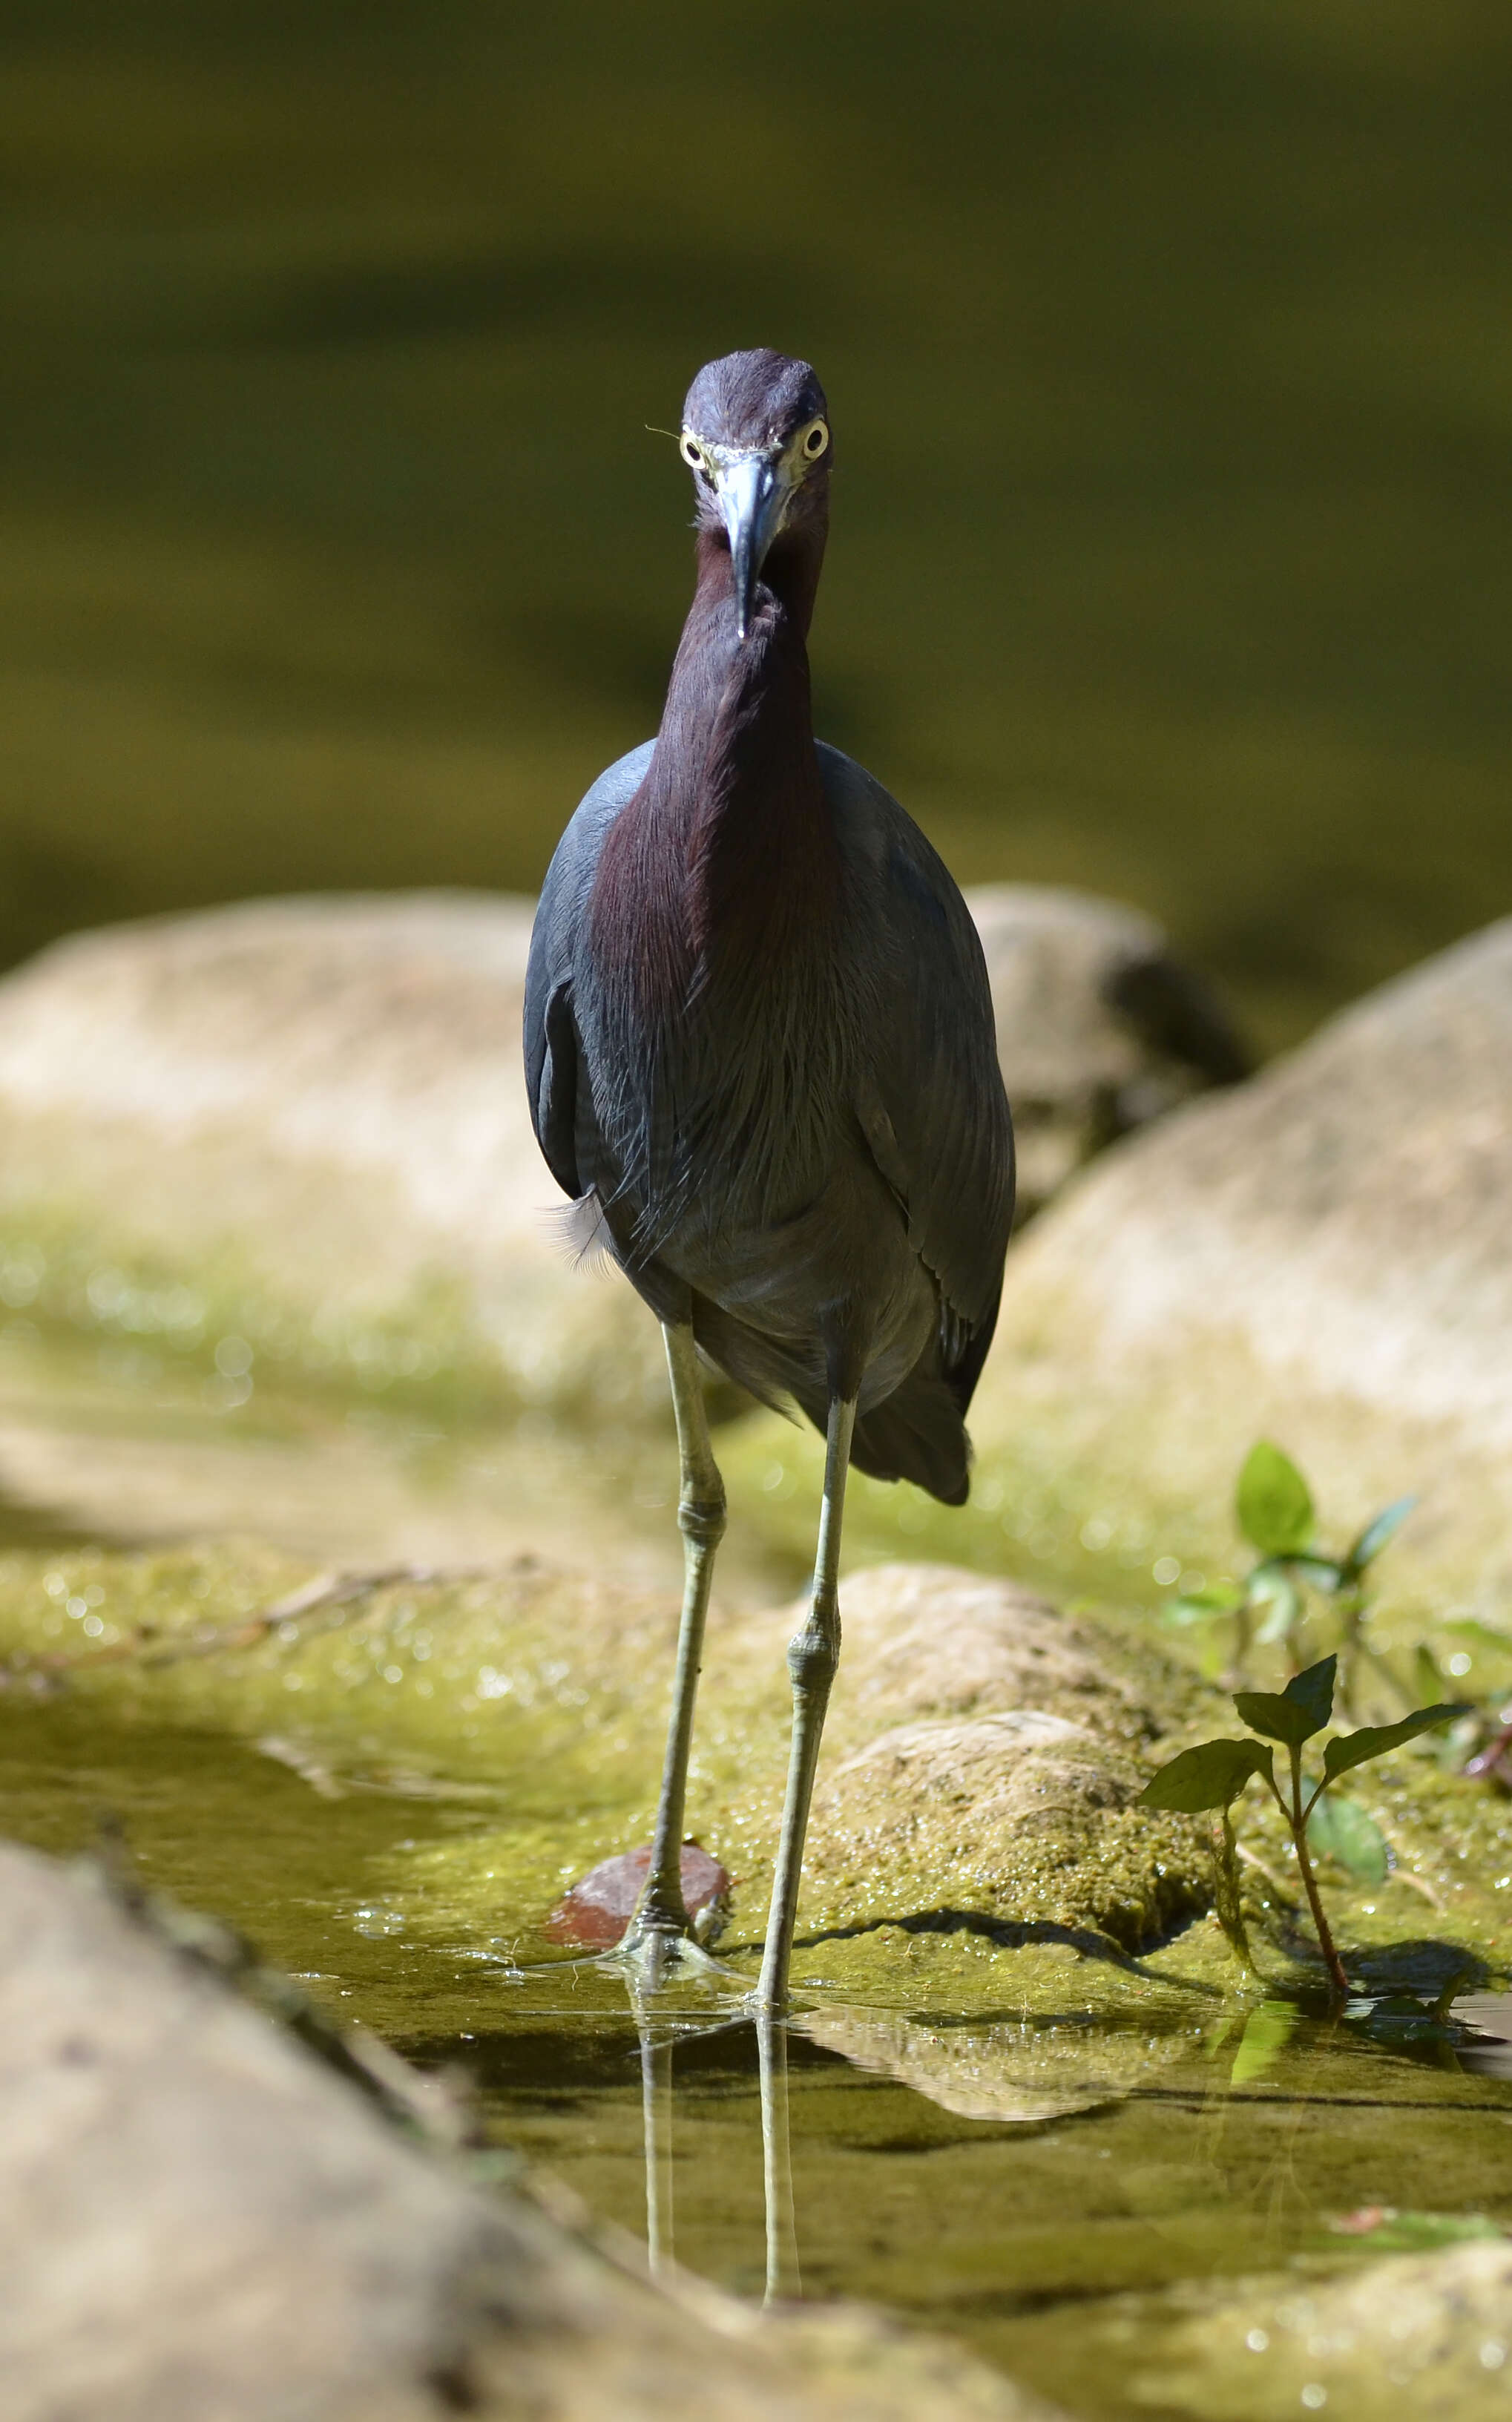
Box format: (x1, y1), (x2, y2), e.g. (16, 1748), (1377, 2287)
(755, 1394), (856, 2015)
(623, 1320), (726, 1957)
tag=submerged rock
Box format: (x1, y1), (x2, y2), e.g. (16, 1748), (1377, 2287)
(0, 1837), (1057, 2422)
(1111, 2239), (1512, 2421)
(0, 887), (1242, 1421)
(798, 2007), (1186, 2124)
(970, 918), (1512, 1621)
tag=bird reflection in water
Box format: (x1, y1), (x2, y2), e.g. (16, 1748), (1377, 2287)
(628, 1988), (800, 2306)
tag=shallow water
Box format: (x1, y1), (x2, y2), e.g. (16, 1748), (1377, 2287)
(4, 1604), (1512, 2420)
(456, 1993), (1512, 2418)
(0, 1322), (799, 1598)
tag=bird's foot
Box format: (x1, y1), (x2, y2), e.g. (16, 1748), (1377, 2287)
(501, 1926), (749, 2020)
(537, 1840), (741, 1995)
(612, 1911), (747, 1995)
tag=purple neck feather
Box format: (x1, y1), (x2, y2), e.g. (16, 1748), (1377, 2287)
(591, 511), (838, 1012)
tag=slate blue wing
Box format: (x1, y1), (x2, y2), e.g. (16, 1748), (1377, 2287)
(818, 743), (1015, 1401)
(523, 743), (655, 1201)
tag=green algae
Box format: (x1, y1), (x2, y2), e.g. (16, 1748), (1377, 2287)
(0, 1536), (1505, 2041)
(0, 1540), (1196, 1995)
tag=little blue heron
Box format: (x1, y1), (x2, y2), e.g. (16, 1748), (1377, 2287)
(525, 349), (1014, 2012)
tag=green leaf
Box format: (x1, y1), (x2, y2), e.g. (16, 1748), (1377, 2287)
(1322, 1703), (1471, 1779)
(1306, 1791), (1388, 1884)
(1249, 1569), (1301, 1646)
(1236, 1442), (1315, 1558)
(1341, 1495), (1416, 1577)
(1235, 1655), (1337, 1746)
(1229, 1999), (1298, 2085)
(1288, 1655), (1339, 1730)
(1138, 1738), (1275, 1813)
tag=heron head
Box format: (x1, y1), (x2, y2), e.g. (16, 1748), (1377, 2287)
(677, 349), (831, 640)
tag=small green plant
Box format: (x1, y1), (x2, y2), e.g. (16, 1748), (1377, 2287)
(1139, 1653), (1466, 1999)
(1164, 1441), (1414, 1710)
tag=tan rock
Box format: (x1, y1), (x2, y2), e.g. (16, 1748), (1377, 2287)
(971, 919), (1512, 1620)
(0, 886), (1243, 1420)
(808, 1562), (1179, 1748)
(970, 884), (1247, 1216)
(0, 893), (659, 1422)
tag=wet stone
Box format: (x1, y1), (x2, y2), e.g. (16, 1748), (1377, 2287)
(1105, 2239), (1512, 2421)
(545, 1842), (730, 1948)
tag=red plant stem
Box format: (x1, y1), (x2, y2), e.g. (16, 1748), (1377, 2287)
(1289, 1746), (1350, 1999)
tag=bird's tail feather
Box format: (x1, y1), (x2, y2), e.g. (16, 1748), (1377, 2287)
(849, 1377), (971, 1506)
(688, 1293), (974, 1505)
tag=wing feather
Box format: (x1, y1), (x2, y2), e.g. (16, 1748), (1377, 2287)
(820, 746), (1015, 1380)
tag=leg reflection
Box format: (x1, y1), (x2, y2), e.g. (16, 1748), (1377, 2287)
(629, 1993), (801, 2301)
(631, 1988), (675, 2277)
(758, 2012), (800, 2306)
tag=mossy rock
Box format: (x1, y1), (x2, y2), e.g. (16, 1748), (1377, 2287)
(0, 1550), (1209, 1993)
(2, 1546), (1506, 2027)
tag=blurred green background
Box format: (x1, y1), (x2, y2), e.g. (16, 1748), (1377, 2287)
(1, 0), (1508, 1053)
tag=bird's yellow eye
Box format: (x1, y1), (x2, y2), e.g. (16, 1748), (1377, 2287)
(801, 419), (829, 460)
(680, 433), (706, 471)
